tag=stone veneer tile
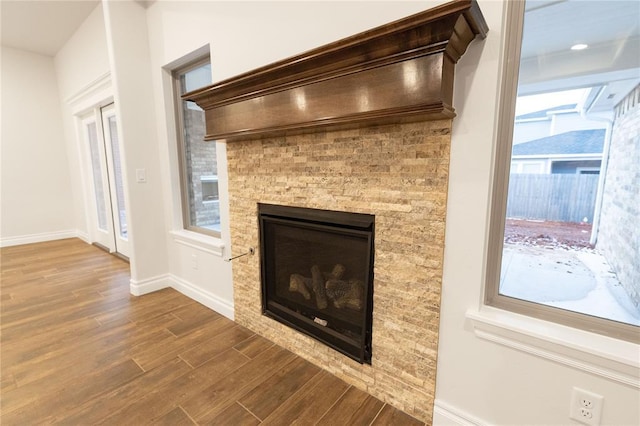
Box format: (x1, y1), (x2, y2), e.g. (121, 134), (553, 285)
(226, 120), (452, 423)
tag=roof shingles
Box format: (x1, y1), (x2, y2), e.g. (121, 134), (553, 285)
(512, 129), (605, 156)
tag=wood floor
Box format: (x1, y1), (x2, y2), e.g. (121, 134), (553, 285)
(0, 238), (424, 425)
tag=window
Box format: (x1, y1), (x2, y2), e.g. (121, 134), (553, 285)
(511, 160), (545, 174)
(174, 58), (221, 236)
(200, 175), (219, 203)
(487, 0), (639, 342)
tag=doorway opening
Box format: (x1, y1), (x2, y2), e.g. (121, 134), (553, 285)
(81, 103), (130, 259)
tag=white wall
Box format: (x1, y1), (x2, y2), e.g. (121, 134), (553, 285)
(436, 1), (639, 425)
(55, 4), (110, 100)
(54, 3), (111, 242)
(102, 0), (169, 284)
(0, 46), (75, 246)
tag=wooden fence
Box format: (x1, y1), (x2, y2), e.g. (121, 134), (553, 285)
(506, 173), (600, 223)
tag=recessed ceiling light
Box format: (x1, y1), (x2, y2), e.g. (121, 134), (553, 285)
(571, 43), (589, 51)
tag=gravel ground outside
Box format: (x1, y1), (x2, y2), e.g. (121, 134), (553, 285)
(504, 218), (594, 250)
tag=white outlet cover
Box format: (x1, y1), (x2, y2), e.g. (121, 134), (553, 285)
(136, 168), (147, 183)
(570, 387), (603, 426)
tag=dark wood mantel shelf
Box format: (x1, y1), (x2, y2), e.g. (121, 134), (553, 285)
(185, 0), (488, 141)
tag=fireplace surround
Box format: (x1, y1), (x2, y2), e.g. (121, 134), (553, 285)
(186, 1), (487, 422)
(226, 123), (451, 421)
(259, 203), (375, 364)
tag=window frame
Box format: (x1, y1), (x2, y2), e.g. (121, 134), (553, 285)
(485, 0), (639, 344)
(172, 56), (221, 238)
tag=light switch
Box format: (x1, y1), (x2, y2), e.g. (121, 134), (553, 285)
(136, 169), (147, 183)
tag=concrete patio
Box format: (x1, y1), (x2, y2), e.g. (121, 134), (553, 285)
(500, 244), (640, 326)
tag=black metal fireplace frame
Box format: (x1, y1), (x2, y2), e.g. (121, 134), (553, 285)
(258, 203), (374, 364)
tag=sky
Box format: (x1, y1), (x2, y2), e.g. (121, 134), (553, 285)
(516, 88), (591, 115)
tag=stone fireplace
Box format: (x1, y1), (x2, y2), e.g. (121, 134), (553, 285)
(227, 121), (452, 420)
(186, 1), (487, 421)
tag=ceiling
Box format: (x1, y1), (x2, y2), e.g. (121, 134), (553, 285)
(1, 1), (99, 56)
(0, 0), (154, 57)
(522, 0), (639, 60)
(518, 0), (640, 112)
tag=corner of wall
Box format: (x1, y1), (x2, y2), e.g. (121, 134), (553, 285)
(129, 273), (235, 321)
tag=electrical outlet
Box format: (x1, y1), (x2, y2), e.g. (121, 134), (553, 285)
(581, 398), (593, 409)
(191, 254), (198, 270)
(570, 387), (603, 426)
(579, 408), (593, 420)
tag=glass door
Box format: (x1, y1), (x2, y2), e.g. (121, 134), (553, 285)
(101, 105), (130, 258)
(81, 104), (130, 258)
(82, 114), (114, 251)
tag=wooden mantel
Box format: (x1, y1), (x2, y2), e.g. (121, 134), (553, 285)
(186, 0), (488, 141)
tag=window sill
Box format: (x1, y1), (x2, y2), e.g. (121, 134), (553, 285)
(466, 307), (639, 388)
(170, 230), (225, 257)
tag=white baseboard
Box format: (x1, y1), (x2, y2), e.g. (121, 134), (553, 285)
(75, 230), (90, 244)
(170, 274), (235, 321)
(129, 274), (172, 296)
(128, 273), (234, 321)
(0, 230), (81, 248)
(433, 400), (485, 426)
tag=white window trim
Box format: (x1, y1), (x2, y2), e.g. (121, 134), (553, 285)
(476, 0), (639, 382)
(170, 229), (224, 258)
(466, 307), (639, 388)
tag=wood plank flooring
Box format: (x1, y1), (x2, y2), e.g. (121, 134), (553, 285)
(0, 239), (425, 425)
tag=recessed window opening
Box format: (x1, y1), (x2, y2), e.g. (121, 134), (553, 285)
(173, 57), (221, 236)
(487, 0), (640, 342)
